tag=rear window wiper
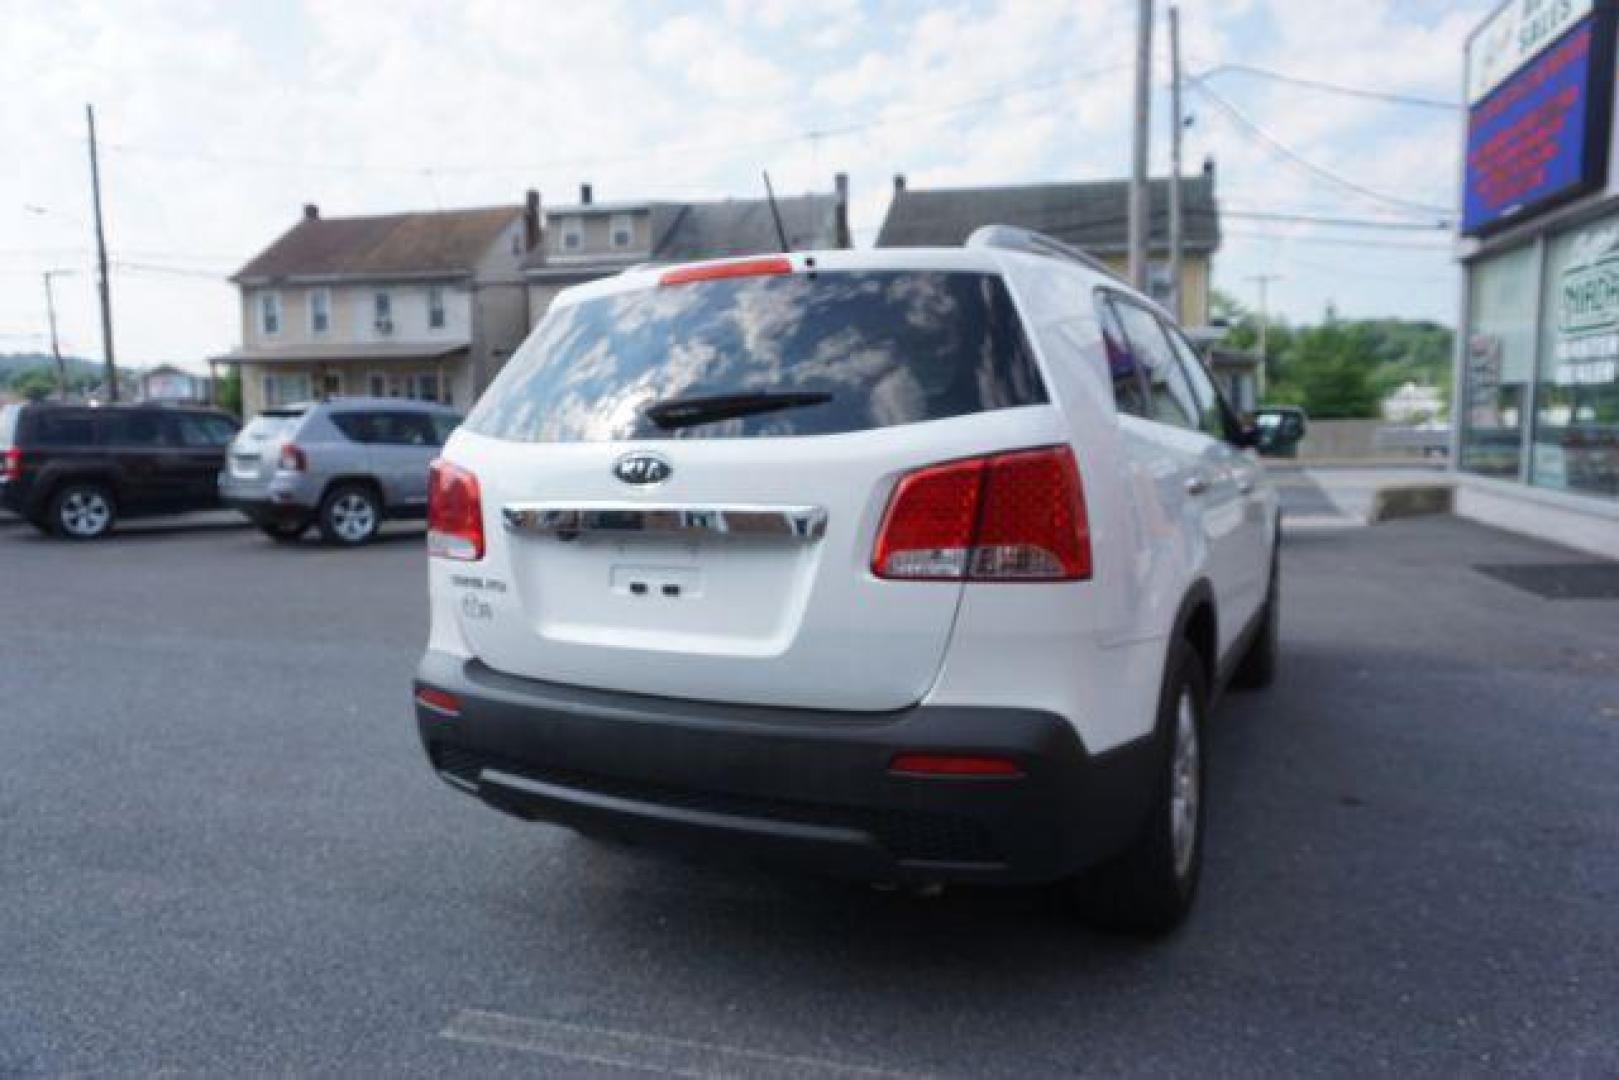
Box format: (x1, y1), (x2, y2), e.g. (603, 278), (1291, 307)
(642, 391), (832, 430)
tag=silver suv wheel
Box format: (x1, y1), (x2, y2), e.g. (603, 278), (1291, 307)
(319, 485), (381, 546)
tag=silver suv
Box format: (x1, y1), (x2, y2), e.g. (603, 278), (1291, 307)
(220, 398), (461, 545)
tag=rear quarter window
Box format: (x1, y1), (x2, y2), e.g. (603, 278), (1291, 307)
(0, 405), (18, 445)
(29, 410), (97, 447)
(466, 270), (1046, 442)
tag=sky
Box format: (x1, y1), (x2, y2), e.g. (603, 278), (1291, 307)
(0, 0), (1494, 372)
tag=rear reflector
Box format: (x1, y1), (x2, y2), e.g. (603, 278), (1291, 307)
(427, 459), (484, 561)
(659, 256), (792, 286)
(415, 687), (461, 716)
(889, 753), (1025, 779)
(872, 445), (1091, 582)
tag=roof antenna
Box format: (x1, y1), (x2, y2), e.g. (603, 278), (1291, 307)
(762, 170), (791, 252)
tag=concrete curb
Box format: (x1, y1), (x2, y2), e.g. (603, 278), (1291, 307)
(1368, 484), (1455, 524)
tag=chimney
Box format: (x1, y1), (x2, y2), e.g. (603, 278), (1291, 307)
(893, 174), (906, 193)
(524, 189), (541, 251)
(580, 182), (593, 206)
(303, 203), (320, 221)
(834, 173), (851, 249)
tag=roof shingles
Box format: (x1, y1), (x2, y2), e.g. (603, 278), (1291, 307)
(233, 206), (522, 282)
(876, 175), (1219, 254)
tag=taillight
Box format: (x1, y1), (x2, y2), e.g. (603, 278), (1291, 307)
(659, 256), (792, 286)
(1, 447), (20, 482)
(278, 443), (307, 472)
(427, 459), (483, 561)
(872, 446), (1091, 583)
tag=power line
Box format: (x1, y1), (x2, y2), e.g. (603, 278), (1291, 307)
(1192, 82), (1456, 218)
(97, 62), (1130, 178)
(1195, 63), (1462, 111)
(1223, 208), (1449, 231)
(1225, 227), (1453, 252)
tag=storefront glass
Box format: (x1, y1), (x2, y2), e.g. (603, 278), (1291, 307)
(1534, 217), (1619, 498)
(1461, 245), (1538, 479)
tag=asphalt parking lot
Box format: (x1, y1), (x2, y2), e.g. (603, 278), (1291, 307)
(2, 509), (1616, 1076)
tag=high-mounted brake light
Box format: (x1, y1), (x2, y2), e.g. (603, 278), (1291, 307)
(872, 445), (1091, 583)
(659, 256), (792, 287)
(427, 459), (484, 561)
(1, 447), (21, 483)
(889, 753), (1025, 779)
(278, 443), (307, 473)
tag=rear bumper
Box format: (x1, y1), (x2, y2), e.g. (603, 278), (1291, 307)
(221, 495), (310, 525)
(414, 650), (1162, 885)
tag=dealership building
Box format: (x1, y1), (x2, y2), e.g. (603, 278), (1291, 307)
(1455, 0), (1619, 557)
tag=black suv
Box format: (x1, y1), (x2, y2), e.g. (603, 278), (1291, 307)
(0, 402), (240, 539)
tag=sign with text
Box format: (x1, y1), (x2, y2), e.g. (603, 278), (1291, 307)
(1461, 9), (1614, 235)
(1468, 0), (1595, 105)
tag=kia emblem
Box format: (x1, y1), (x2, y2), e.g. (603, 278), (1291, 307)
(613, 452), (673, 486)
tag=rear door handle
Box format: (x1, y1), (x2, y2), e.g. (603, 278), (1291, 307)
(1184, 476), (1209, 496)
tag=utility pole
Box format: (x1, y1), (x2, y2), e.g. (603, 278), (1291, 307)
(1247, 273), (1281, 396)
(1167, 4), (1184, 323)
(86, 103), (118, 402)
(1128, 0), (1154, 291)
(42, 270), (72, 399)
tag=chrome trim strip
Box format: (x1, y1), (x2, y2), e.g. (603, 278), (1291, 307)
(501, 502), (828, 541)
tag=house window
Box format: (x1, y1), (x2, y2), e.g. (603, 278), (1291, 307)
(560, 217), (583, 252)
(368, 372), (387, 398)
(310, 289), (331, 334)
(262, 372), (311, 407)
(1147, 262), (1175, 307)
(414, 372), (440, 402)
(428, 286), (446, 330)
(610, 214), (633, 250)
(374, 292), (393, 332)
(321, 371), (343, 398)
(260, 292), (282, 336)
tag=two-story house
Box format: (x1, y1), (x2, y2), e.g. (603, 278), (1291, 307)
(218, 197), (538, 418)
(524, 177), (852, 324)
(875, 162), (1223, 328)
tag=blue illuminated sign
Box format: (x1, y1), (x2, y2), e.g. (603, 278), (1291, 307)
(1462, 14), (1613, 235)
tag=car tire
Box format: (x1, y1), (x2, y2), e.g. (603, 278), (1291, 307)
(48, 482), (117, 540)
(1068, 641), (1207, 937)
(1230, 545), (1279, 691)
(318, 484), (381, 546)
(259, 518), (309, 544)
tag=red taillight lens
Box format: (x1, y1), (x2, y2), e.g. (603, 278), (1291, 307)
(278, 443), (307, 472)
(659, 256), (792, 286)
(971, 447), (1091, 580)
(872, 446), (1090, 583)
(415, 686), (461, 716)
(889, 753), (1025, 779)
(1, 447), (21, 482)
(427, 459), (484, 561)
(871, 458), (985, 580)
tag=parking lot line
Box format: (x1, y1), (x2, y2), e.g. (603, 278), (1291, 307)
(440, 1008), (925, 1079)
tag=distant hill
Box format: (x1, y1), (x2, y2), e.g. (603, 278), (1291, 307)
(0, 352), (143, 391)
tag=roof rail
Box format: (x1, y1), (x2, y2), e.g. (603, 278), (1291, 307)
(966, 224), (1124, 281)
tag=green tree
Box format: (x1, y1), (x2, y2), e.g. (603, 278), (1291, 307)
(216, 367), (242, 417)
(1281, 323), (1382, 418)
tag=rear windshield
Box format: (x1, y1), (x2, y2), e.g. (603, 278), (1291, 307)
(465, 270), (1046, 442)
(238, 413), (300, 445)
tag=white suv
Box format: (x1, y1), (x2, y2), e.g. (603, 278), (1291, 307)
(414, 227), (1279, 935)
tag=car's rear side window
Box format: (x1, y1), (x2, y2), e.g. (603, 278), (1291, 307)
(29, 410), (97, 447)
(466, 270), (1047, 442)
(329, 412), (376, 443)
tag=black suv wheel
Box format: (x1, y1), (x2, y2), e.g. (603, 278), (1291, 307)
(49, 482), (117, 540)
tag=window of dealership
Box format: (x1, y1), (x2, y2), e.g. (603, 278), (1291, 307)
(1461, 215), (1619, 502)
